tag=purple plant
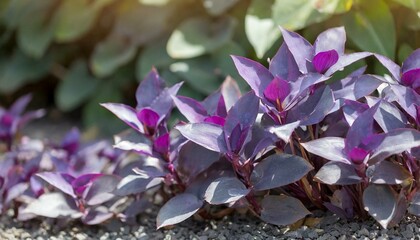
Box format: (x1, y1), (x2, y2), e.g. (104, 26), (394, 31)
(0, 26), (419, 230)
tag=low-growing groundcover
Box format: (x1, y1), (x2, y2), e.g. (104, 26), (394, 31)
(0, 26), (419, 232)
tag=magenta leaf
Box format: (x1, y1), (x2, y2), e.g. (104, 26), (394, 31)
(263, 77), (290, 108)
(156, 193), (203, 229)
(204, 177), (249, 205)
(137, 108), (159, 128)
(204, 116), (225, 126)
(153, 133), (170, 155)
(313, 50), (339, 74)
(348, 147), (369, 165)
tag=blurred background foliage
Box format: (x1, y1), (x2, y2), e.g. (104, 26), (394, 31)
(0, 0), (419, 135)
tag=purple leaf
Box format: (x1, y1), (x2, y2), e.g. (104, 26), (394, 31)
(369, 161), (412, 185)
(84, 175), (120, 205)
(314, 27), (346, 55)
(345, 102), (381, 153)
(9, 94), (32, 116)
(301, 137), (350, 164)
(325, 52), (372, 76)
(342, 100), (369, 126)
(156, 193), (203, 229)
(285, 73), (326, 107)
(408, 192), (420, 216)
(279, 27), (313, 74)
(363, 184), (397, 229)
(101, 103), (143, 132)
(149, 82), (183, 118)
(366, 97), (408, 132)
(172, 96), (207, 123)
(260, 195), (311, 226)
(82, 206), (114, 225)
(231, 55), (273, 98)
(401, 49), (420, 73)
(5, 182), (28, 205)
(390, 84), (420, 121)
(23, 192), (82, 219)
(36, 172), (76, 198)
(176, 123), (227, 153)
(136, 69), (165, 109)
(269, 43), (300, 81)
(314, 162), (362, 185)
(401, 69), (420, 93)
(223, 91), (259, 138)
(113, 130), (153, 155)
(204, 177), (249, 205)
(370, 129), (420, 163)
(177, 141), (221, 179)
(313, 50), (339, 74)
(251, 154), (313, 191)
(137, 108), (159, 128)
(201, 91), (221, 115)
(72, 173), (103, 196)
(115, 175), (163, 196)
(268, 121), (300, 142)
(374, 53), (401, 81)
(61, 128), (80, 154)
(332, 75), (382, 101)
(221, 76), (242, 111)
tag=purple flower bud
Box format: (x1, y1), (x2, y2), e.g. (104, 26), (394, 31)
(153, 133), (170, 156)
(263, 77), (290, 111)
(348, 147), (369, 165)
(401, 69), (420, 94)
(313, 50), (339, 74)
(1, 113), (14, 126)
(137, 108), (159, 129)
(204, 116), (226, 126)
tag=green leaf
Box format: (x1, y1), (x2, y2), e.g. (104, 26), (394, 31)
(83, 82), (126, 136)
(393, 0), (420, 11)
(272, 0), (330, 31)
(167, 16), (236, 59)
(56, 60), (99, 111)
(53, 0), (114, 42)
(0, 50), (52, 93)
(398, 43), (413, 64)
(313, 0), (353, 14)
(202, 0), (239, 16)
(211, 41), (248, 91)
(170, 58), (221, 95)
(91, 34), (138, 78)
(139, 0), (170, 6)
(343, 0), (396, 59)
(17, 0), (56, 58)
(1, 0), (31, 29)
(245, 0), (280, 59)
(136, 39), (174, 81)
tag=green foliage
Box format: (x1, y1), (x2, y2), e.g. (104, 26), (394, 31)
(0, 0), (418, 134)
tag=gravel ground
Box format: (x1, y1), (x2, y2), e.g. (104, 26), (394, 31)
(10, 119), (420, 239)
(1, 207), (420, 240)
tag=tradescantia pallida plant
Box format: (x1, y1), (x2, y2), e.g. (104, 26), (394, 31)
(0, 26), (419, 230)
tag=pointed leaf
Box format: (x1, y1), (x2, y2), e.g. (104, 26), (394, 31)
(23, 192), (81, 219)
(173, 96), (207, 123)
(314, 162), (362, 185)
(221, 76), (242, 111)
(408, 192), (420, 216)
(113, 130), (152, 155)
(268, 121), (300, 142)
(231, 55), (273, 98)
(363, 184), (397, 228)
(35, 172), (75, 198)
(115, 175), (163, 196)
(176, 123), (227, 153)
(84, 175), (120, 205)
(279, 27), (313, 74)
(269, 43), (300, 81)
(156, 193), (203, 229)
(301, 137), (349, 164)
(314, 27), (346, 55)
(260, 195), (311, 226)
(370, 129), (420, 163)
(369, 161), (412, 185)
(204, 177), (249, 205)
(101, 103), (143, 132)
(251, 153), (313, 191)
